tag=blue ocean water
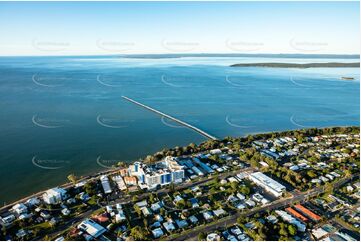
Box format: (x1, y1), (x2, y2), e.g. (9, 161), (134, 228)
(0, 55), (359, 203)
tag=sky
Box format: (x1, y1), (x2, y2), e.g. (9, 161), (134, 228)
(0, 1), (359, 56)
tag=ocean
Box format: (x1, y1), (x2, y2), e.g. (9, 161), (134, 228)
(0, 55), (359, 204)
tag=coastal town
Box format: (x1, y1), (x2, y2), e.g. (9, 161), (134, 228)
(0, 127), (359, 241)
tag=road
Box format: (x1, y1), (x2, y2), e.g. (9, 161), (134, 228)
(36, 167), (254, 240)
(167, 175), (358, 241)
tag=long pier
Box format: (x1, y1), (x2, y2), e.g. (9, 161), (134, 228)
(122, 96), (218, 140)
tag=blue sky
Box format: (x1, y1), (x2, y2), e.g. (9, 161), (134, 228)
(0, 1), (359, 55)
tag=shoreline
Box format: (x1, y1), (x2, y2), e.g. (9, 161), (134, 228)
(230, 62), (360, 68)
(1, 125), (359, 212)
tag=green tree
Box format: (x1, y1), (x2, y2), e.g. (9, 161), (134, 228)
(130, 226), (147, 240)
(198, 232), (206, 241)
(67, 174), (77, 185)
(288, 224), (297, 236)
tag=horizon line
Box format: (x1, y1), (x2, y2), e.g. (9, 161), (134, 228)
(0, 52), (359, 58)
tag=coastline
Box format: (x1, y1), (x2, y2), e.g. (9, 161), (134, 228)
(230, 62), (360, 68)
(1, 125), (358, 212)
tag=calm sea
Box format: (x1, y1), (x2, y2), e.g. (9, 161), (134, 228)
(0, 55), (359, 204)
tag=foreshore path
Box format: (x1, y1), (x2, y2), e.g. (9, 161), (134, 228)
(121, 96), (218, 140)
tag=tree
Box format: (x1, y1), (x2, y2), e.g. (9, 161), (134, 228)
(130, 226), (147, 240)
(67, 174), (77, 185)
(279, 223), (288, 237)
(288, 224), (297, 236)
(134, 205), (141, 217)
(1, 225), (7, 237)
(239, 185), (251, 195)
(176, 200), (186, 209)
(149, 193), (156, 204)
(84, 182), (96, 196)
(198, 232), (206, 241)
(230, 181), (238, 191)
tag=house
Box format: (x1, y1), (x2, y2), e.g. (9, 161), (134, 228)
(150, 221), (161, 229)
(92, 213), (109, 223)
(79, 192), (90, 202)
(16, 229), (27, 239)
(189, 198), (199, 208)
(26, 198), (40, 207)
(235, 203), (246, 210)
(163, 221), (176, 232)
(175, 219), (188, 229)
(213, 208), (226, 217)
(77, 219), (106, 239)
(245, 199), (256, 208)
(40, 211), (51, 219)
(207, 233), (221, 241)
(266, 215), (278, 224)
(251, 193), (264, 203)
(173, 195), (184, 204)
(106, 206), (113, 213)
(18, 213), (32, 220)
(188, 215), (199, 224)
(0, 214), (16, 226)
(12, 203), (28, 215)
(115, 211), (126, 223)
(230, 226), (243, 236)
(210, 149), (222, 155)
(43, 187), (67, 204)
(49, 217), (61, 226)
(203, 211), (214, 221)
(61, 208), (71, 216)
(312, 227), (328, 240)
(151, 227), (164, 238)
(135, 200), (147, 208)
(151, 202), (163, 212)
(141, 207), (152, 217)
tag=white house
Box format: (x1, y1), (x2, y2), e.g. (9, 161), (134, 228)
(77, 219), (106, 239)
(12, 203), (28, 215)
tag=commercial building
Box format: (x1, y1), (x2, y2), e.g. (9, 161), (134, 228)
(100, 175), (112, 194)
(285, 207), (308, 223)
(193, 157), (214, 174)
(42, 187), (67, 205)
(294, 204), (321, 221)
(248, 172), (286, 197)
(129, 156), (184, 189)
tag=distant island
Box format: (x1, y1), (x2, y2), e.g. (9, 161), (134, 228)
(230, 62), (360, 68)
(341, 76), (355, 80)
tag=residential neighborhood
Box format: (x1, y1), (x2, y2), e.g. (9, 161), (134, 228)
(0, 127), (359, 241)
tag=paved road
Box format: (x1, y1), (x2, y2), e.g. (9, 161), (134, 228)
(167, 175), (358, 241)
(35, 167), (254, 240)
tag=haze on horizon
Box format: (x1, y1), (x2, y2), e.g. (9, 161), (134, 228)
(0, 1), (359, 56)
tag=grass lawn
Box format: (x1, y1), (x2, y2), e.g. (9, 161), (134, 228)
(27, 221), (52, 230)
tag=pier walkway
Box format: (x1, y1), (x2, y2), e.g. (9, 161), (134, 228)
(122, 96), (218, 140)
